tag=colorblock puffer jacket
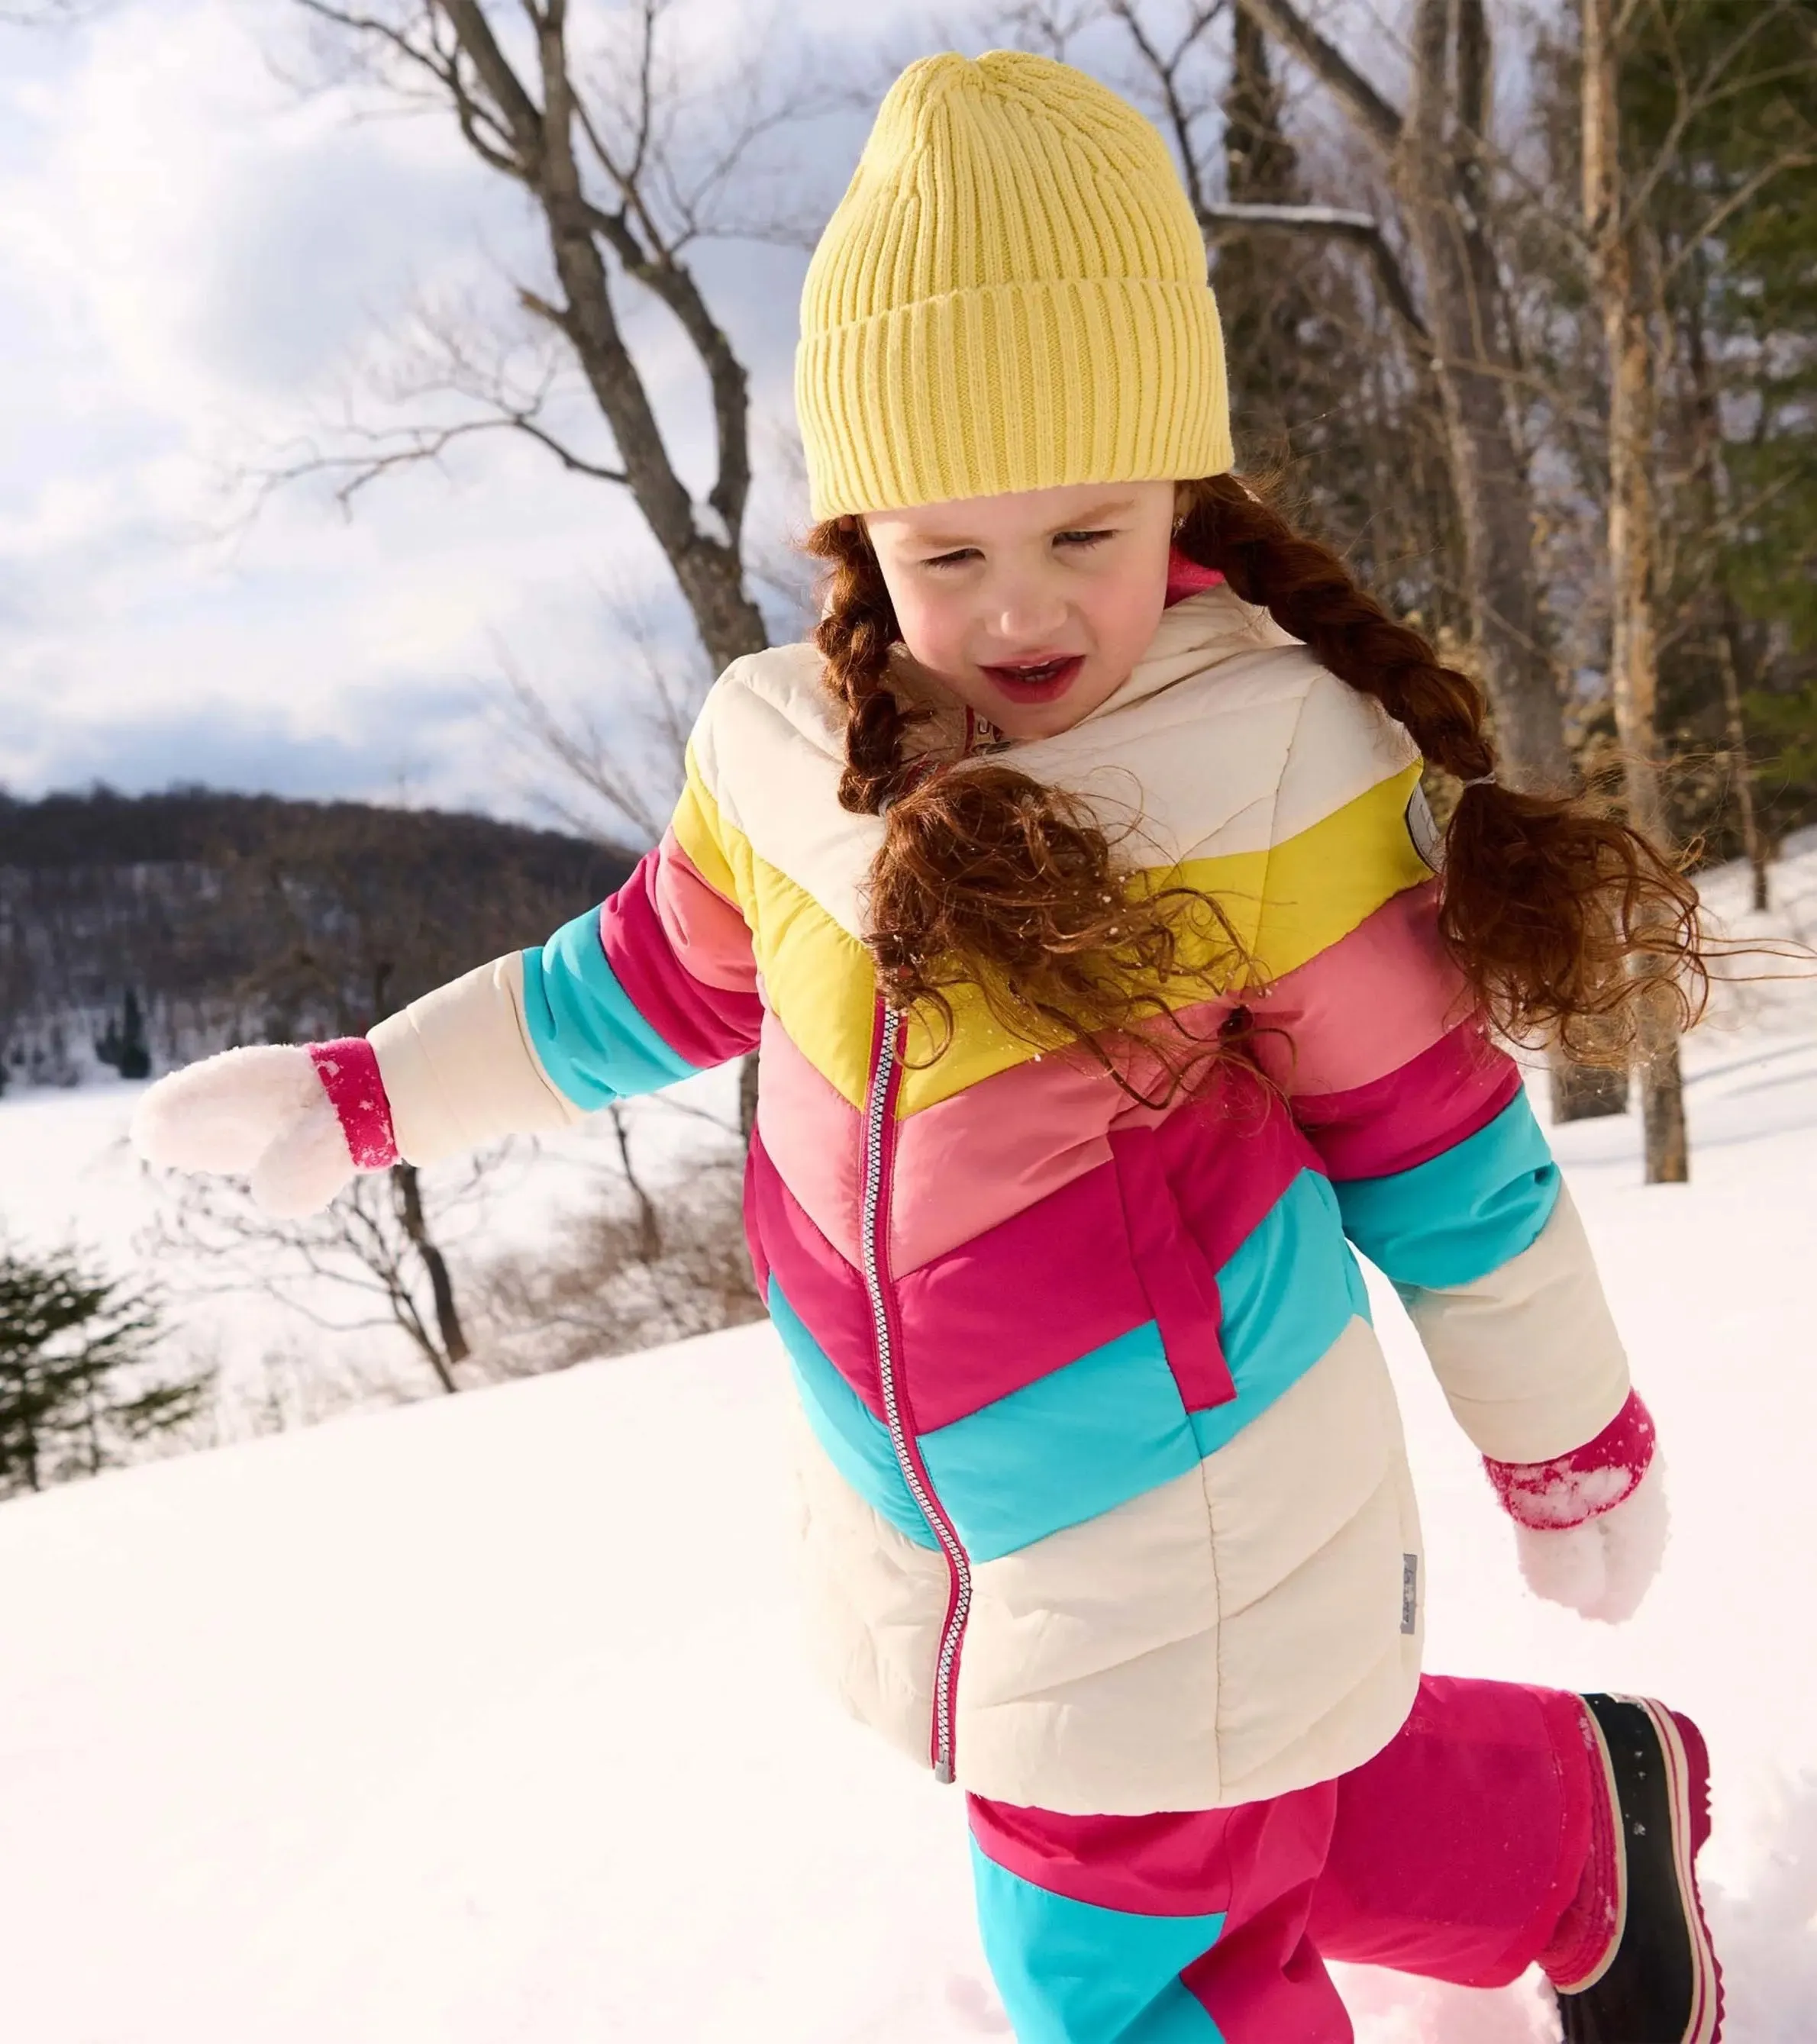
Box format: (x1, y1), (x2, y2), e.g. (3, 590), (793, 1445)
(366, 582), (1631, 1815)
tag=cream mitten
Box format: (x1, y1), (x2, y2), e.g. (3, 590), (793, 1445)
(131, 1041), (395, 1219)
(1483, 1391), (1667, 1624)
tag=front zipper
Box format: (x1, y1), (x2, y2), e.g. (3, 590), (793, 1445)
(861, 998), (973, 1785)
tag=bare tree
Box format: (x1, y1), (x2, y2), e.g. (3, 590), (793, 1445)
(472, 1111), (761, 1375)
(276, 3), (846, 1141)
(146, 1146), (518, 1398)
(1231, 0), (1577, 791)
(1581, 0), (1687, 1179)
(283, 0), (813, 675)
(1577, 0), (1814, 1180)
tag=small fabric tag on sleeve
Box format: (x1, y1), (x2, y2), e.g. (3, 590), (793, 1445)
(1406, 784), (1444, 871)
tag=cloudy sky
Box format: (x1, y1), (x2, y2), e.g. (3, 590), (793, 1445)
(0, 2), (1404, 828)
(0, 0), (941, 824)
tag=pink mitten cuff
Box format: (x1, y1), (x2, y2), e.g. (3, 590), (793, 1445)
(1483, 1390), (1657, 1531)
(307, 1038), (401, 1172)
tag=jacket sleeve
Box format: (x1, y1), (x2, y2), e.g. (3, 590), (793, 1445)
(367, 727), (760, 1169)
(1247, 684), (1631, 1464)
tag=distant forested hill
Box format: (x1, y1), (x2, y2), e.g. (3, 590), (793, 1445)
(0, 787), (637, 1088)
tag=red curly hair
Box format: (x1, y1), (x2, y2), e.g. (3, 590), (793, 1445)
(805, 473), (1706, 1100)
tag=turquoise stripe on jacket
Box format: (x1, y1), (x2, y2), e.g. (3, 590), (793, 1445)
(1190, 1168), (1370, 1460)
(923, 1323), (1202, 1562)
(769, 1282), (938, 1550)
(1333, 1091), (1560, 1293)
(520, 908), (701, 1108)
(773, 1169), (1371, 1564)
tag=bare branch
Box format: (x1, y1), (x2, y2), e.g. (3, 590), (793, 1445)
(1199, 200), (1430, 343)
(993, 0), (1101, 60)
(253, 409), (626, 517)
(283, 0), (776, 674)
(499, 598), (706, 844)
(1406, 0), (1449, 159)
(1107, 0), (1228, 215)
(1455, 0), (1490, 142)
(1238, 0), (1404, 153)
(1661, 147), (1817, 289)
(293, 2), (530, 172)
(439, 0), (547, 156)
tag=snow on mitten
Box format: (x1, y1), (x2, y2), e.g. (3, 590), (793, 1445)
(1483, 1391), (1667, 1624)
(130, 1039), (399, 1220)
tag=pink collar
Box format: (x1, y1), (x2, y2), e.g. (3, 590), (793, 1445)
(1164, 549), (1223, 608)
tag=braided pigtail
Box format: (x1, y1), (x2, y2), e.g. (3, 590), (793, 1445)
(803, 515), (1250, 1101)
(812, 516), (917, 815)
(1176, 474), (1708, 1059)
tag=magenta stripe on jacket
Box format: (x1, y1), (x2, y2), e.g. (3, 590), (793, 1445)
(1150, 1079), (1318, 1269)
(599, 845), (762, 1072)
(1293, 1022), (1522, 1182)
(747, 1082), (1315, 1433)
(750, 1132), (1153, 1427)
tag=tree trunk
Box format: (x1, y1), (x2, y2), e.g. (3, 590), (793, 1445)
(522, 14), (770, 679)
(1395, 2), (1571, 792)
(1550, 1058), (1630, 1122)
(1241, 0), (1572, 793)
(738, 1052), (760, 1146)
(391, 1162), (468, 1388)
(609, 1104), (663, 1264)
(1681, 260), (1771, 915)
(1584, 0), (1688, 1185)
(1715, 617), (1770, 914)
(1637, 988), (1689, 1182)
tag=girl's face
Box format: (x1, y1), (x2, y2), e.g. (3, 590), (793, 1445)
(864, 480), (1177, 740)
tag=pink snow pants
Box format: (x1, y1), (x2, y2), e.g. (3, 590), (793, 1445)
(967, 1675), (1596, 2042)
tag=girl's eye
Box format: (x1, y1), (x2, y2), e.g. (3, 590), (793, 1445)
(923, 548), (980, 570)
(1056, 529), (1115, 551)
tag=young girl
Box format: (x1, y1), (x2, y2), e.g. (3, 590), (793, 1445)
(135, 52), (1722, 2044)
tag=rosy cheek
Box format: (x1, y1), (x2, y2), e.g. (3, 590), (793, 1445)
(903, 600), (967, 674)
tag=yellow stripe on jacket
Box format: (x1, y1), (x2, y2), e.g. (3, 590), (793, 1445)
(673, 745), (1428, 1115)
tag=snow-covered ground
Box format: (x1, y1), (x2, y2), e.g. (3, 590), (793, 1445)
(1, 841), (1815, 2042)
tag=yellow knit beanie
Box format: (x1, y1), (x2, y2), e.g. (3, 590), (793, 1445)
(796, 50), (1231, 520)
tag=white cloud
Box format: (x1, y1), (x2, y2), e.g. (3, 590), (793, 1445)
(0, 0), (950, 816)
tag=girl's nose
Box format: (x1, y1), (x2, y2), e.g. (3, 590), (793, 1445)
(992, 575), (1070, 645)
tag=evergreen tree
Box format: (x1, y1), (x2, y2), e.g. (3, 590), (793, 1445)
(0, 1245), (208, 1498)
(1625, 0), (1817, 859)
(117, 990), (150, 1082)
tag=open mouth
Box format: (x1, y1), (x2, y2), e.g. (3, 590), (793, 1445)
(980, 655), (1085, 703)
